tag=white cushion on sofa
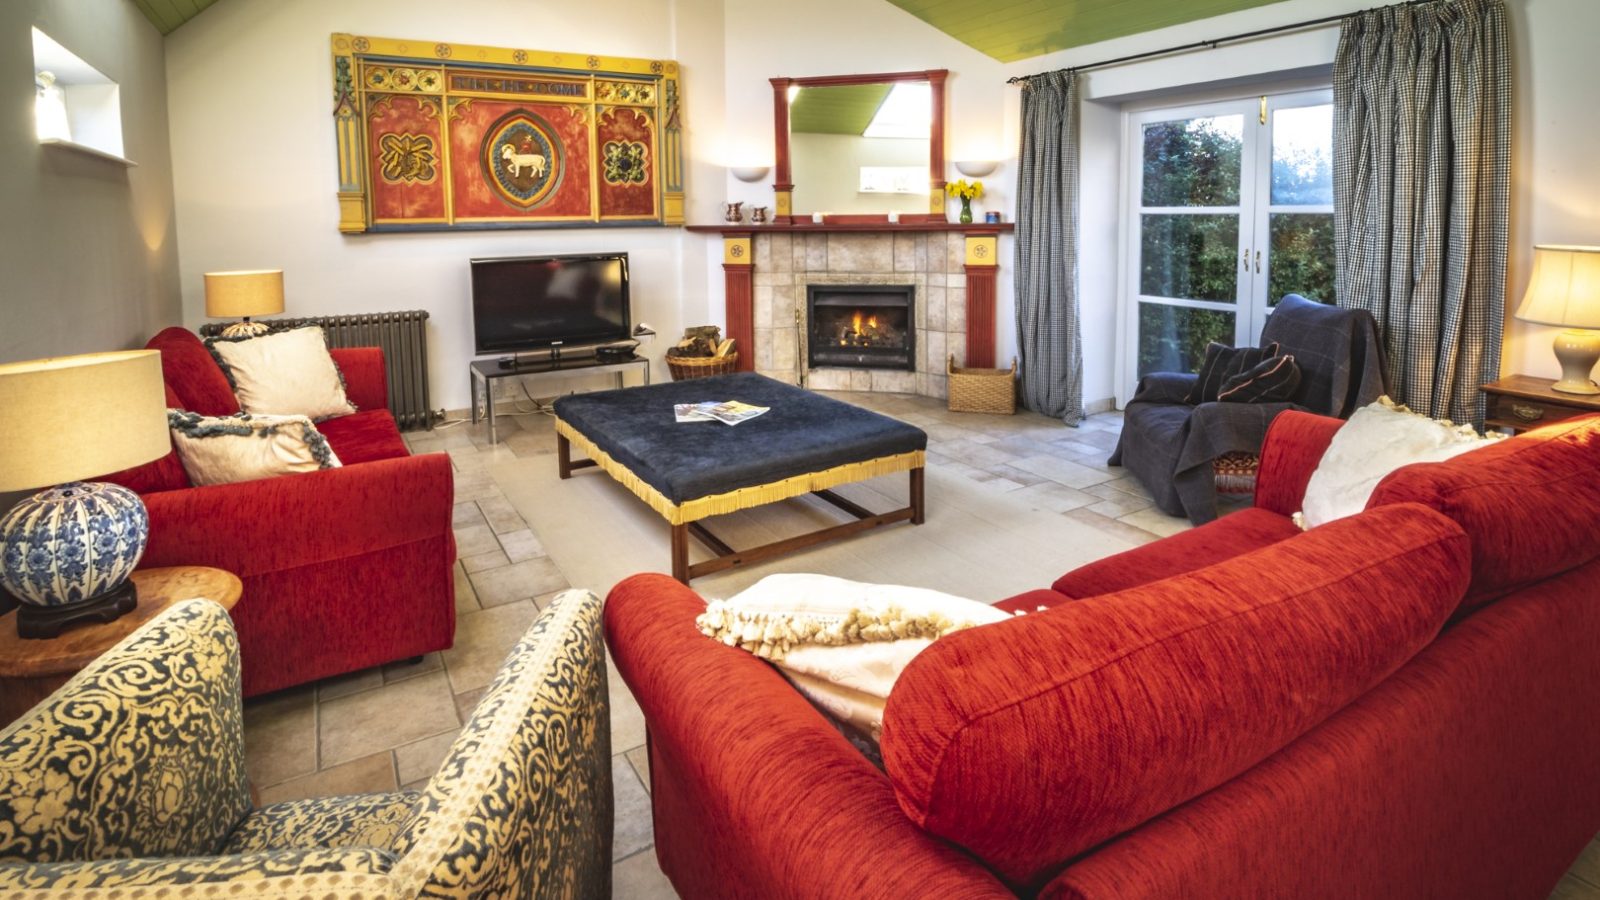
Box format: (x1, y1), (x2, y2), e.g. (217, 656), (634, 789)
(1298, 396), (1501, 529)
(206, 326), (356, 420)
(169, 410), (342, 486)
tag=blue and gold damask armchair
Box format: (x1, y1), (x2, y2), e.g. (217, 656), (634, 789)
(0, 591), (612, 898)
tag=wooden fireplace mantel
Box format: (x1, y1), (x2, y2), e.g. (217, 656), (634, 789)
(687, 222), (1014, 235)
(711, 225), (1009, 370)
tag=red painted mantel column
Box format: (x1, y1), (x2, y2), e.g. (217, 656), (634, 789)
(963, 233), (1000, 368)
(722, 234), (755, 372)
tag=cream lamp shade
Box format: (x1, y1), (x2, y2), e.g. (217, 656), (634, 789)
(1515, 245), (1600, 394)
(0, 350), (170, 492)
(204, 269), (286, 319)
(1515, 245), (1600, 327)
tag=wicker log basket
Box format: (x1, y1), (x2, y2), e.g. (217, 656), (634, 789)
(667, 351), (740, 381)
(947, 355), (1017, 415)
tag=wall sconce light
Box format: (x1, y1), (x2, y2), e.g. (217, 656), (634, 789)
(730, 165), (772, 183)
(954, 160), (999, 178)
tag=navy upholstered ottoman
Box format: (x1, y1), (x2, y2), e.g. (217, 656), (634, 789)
(551, 373), (927, 582)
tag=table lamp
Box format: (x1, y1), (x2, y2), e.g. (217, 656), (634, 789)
(205, 269), (285, 338)
(0, 351), (170, 638)
(1515, 245), (1600, 394)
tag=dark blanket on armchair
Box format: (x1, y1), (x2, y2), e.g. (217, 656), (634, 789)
(552, 372), (926, 504)
(1111, 295), (1386, 524)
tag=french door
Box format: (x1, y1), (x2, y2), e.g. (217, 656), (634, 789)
(1122, 90), (1334, 400)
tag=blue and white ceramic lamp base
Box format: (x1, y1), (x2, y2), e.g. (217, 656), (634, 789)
(0, 482), (149, 639)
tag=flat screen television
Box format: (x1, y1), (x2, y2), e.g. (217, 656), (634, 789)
(470, 253), (630, 355)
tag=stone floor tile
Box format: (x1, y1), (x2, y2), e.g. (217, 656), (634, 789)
(608, 657), (647, 753)
(395, 729), (460, 786)
(454, 563), (480, 614)
(383, 651), (443, 684)
(1009, 454), (1119, 490)
(1013, 481), (1099, 514)
(452, 502), (486, 529)
(626, 745), (651, 794)
(453, 687), (486, 723)
(476, 494), (528, 535)
(468, 557), (569, 608)
(613, 847), (677, 900)
(318, 670), (459, 767)
(453, 524), (501, 558)
(441, 602), (539, 694)
(1550, 875), (1600, 900)
(987, 463), (1052, 488)
(497, 529), (547, 562)
(317, 667), (384, 701)
(1063, 508), (1163, 545)
(258, 752), (397, 805)
(1566, 836), (1600, 887)
(242, 685), (317, 788)
(613, 754), (655, 860)
(1086, 493), (1153, 518)
(1116, 506), (1195, 538)
(461, 549), (511, 573)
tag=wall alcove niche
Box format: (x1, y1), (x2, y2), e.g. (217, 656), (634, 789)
(31, 27), (135, 167)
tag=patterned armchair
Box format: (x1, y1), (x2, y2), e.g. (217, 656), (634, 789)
(0, 592), (612, 898)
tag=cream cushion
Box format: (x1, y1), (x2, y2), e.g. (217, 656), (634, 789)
(1297, 396), (1503, 529)
(696, 574), (1010, 741)
(206, 326), (356, 420)
(169, 411), (342, 487)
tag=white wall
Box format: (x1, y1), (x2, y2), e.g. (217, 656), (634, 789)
(1001, 0), (1600, 406)
(164, 0), (728, 410)
(0, 0), (180, 364)
(790, 132), (928, 215)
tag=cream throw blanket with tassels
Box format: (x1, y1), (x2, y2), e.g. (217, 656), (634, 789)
(696, 574), (1012, 742)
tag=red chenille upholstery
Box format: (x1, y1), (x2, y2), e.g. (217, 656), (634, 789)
(101, 383), (191, 494)
(1252, 409), (1343, 518)
(1367, 414), (1600, 612)
(993, 588), (1073, 613)
(1047, 507), (1301, 600)
(117, 327), (455, 696)
(880, 504), (1469, 891)
(146, 327), (240, 415)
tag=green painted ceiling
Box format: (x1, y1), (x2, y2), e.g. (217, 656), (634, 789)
(789, 83), (894, 135)
(885, 0), (1288, 62)
(131, 0), (221, 35)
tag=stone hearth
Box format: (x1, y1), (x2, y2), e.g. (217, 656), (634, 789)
(751, 231), (969, 398)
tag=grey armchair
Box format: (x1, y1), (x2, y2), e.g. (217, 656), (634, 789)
(0, 590), (612, 898)
(1109, 294), (1386, 524)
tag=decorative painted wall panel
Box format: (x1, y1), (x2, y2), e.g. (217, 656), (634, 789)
(330, 34), (684, 233)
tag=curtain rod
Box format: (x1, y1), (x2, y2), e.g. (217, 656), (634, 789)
(1006, 0), (1434, 84)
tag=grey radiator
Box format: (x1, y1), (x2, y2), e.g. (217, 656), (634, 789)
(199, 310), (434, 430)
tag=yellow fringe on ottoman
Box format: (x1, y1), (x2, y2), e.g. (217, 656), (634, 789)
(554, 417), (924, 526)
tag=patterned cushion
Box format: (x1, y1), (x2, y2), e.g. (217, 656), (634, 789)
(0, 600), (250, 864)
(167, 410), (342, 486)
(1185, 342), (1281, 405)
(1219, 354), (1302, 403)
(223, 792), (421, 854)
(387, 589), (613, 898)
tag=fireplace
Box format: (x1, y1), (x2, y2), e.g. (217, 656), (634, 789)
(806, 285), (915, 371)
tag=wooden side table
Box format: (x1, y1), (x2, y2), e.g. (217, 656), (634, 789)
(1481, 375), (1600, 434)
(0, 566), (242, 726)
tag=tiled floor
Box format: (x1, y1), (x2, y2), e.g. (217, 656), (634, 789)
(239, 390), (1600, 899)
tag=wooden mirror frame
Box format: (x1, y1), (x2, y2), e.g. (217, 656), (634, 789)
(769, 69), (947, 225)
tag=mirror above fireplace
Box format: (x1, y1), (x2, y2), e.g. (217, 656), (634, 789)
(770, 70), (947, 224)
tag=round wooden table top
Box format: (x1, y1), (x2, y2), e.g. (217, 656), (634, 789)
(0, 567), (242, 678)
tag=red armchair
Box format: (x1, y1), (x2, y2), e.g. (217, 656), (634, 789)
(103, 327), (455, 697)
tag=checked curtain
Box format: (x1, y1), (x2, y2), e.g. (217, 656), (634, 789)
(1015, 70), (1085, 426)
(1332, 0), (1510, 426)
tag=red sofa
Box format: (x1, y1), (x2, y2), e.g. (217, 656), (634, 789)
(605, 411), (1600, 899)
(102, 327), (456, 697)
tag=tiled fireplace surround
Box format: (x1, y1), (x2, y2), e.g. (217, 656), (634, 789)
(695, 223), (1010, 400)
(752, 231), (964, 397)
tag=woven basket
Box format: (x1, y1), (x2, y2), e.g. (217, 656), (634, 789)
(947, 355), (1017, 415)
(667, 352), (739, 381)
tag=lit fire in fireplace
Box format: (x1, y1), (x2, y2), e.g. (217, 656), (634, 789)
(839, 310), (896, 347)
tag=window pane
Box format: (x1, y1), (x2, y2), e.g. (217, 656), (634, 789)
(1270, 104), (1332, 206)
(1138, 303), (1236, 377)
(1140, 214), (1239, 302)
(1141, 115), (1243, 207)
(1268, 213), (1335, 305)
